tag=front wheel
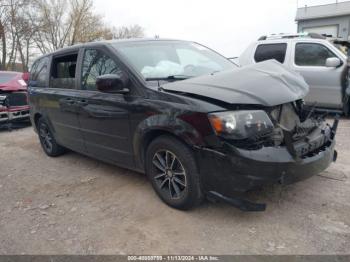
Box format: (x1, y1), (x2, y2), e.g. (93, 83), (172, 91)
(145, 136), (203, 210)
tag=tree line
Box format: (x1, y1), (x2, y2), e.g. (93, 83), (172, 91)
(0, 0), (145, 72)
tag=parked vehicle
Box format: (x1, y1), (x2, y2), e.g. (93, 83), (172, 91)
(239, 33), (350, 116)
(28, 39), (338, 211)
(0, 71), (30, 125)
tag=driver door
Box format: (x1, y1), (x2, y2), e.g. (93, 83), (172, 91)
(75, 46), (134, 166)
(292, 42), (344, 109)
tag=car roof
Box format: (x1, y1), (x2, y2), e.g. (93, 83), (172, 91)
(36, 38), (190, 59)
(255, 37), (328, 45)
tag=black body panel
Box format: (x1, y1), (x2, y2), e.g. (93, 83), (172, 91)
(196, 138), (336, 197)
(75, 91), (134, 167)
(28, 39), (337, 209)
(42, 88), (86, 153)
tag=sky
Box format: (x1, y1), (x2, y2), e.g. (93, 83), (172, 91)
(93, 0), (349, 57)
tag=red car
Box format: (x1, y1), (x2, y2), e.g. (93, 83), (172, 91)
(0, 71), (30, 125)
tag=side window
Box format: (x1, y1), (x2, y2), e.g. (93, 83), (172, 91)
(254, 43), (287, 64)
(50, 53), (78, 89)
(81, 49), (121, 91)
(295, 43), (336, 66)
(30, 57), (49, 87)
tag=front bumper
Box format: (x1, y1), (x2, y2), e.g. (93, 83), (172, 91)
(195, 123), (337, 199)
(0, 110), (8, 122)
(0, 106), (30, 123)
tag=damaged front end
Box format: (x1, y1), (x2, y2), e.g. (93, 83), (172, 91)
(218, 100), (338, 161)
(160, 60), (337, 211)
(0, 92), (30, 126)
(269, 101), (338, 161)
(198, 100), (338, 212)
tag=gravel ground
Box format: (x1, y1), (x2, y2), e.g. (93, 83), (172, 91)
(0, 119), (349, 255)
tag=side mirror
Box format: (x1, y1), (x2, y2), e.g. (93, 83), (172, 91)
(96, 73), (129, 94)
(325, 57), (342, 68)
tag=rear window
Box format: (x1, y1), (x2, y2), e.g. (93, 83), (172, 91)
(30, 57), (49, 87)
(254, 43), (287, 64)
(0, 73), (15, 84)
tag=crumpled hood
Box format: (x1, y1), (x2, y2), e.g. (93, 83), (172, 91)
(162, 60), (309, 107)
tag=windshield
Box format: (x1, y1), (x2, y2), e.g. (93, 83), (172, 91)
(0, 73), (15, 84)
(113, 41), (237, 80)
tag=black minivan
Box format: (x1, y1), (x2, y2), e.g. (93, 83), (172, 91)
(28, 39), (338, 211)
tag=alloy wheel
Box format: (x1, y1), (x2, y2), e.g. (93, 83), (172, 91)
(39, 123), (53, 153)
(152, 150), (187, 199)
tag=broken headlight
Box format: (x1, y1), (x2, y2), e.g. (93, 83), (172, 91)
(208, 110), (274, 140)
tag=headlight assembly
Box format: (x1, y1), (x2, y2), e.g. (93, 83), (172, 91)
(208, 110), (274, 140)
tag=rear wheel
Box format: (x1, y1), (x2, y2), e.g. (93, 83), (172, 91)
(145, 136), (203, 210)
(343, 99), (349, 117)
(37, 118), (66, 157)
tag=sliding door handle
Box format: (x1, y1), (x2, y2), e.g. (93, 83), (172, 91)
(76, 100), (88, 106)
(59, 97), (75, 105)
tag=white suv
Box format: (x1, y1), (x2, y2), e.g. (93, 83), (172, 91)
(240, 33), (350, 116)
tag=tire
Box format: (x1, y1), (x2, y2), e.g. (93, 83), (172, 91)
(145, 135), (203, 210)
(37, 118), (66, 157)
(343, 100), (349, 117)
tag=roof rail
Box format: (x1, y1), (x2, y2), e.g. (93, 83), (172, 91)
(258, 33), (327, 41)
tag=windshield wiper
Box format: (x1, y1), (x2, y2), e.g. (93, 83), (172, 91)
(145, 75), (193, 81)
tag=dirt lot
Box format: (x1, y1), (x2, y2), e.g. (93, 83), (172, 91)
(0, 119), (349, 255)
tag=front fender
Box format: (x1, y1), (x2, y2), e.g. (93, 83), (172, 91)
(133, 112), (213, 170)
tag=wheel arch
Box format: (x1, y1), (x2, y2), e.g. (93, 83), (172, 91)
(33, 112), (57, 137)
(33, 112), (43, 130)
(136, 128), (196, 171)
(133, 115), (208, 171)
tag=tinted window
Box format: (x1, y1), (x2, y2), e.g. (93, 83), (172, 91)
(50, 54), (78, 89)
(81, 49), (121, 91)
(254, 44), (287, 64)
(0, 73), (15, 84)
(295, 43), (336, 66)
(30, 57), (49, 87)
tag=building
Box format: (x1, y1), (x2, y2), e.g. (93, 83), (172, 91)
(296, 1), (350, 40)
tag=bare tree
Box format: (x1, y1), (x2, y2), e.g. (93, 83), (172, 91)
(15, 14), (37, 71)
(0, 1), (8, 69)
(0, 0), (146, 72)
(0, 0), (13, 70)
(68, 0), (110, 45)
(31, 0), (114, 51)
(112, 24), (145, 39)
(0, 0), (37, 71)
(31, 0), (145, 51)
(30, 0), (72, 53)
